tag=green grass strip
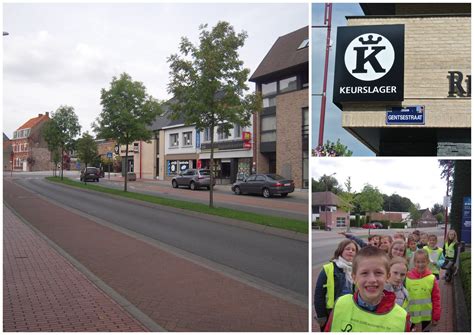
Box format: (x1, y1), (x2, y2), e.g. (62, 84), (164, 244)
(46, 176), (308, 234)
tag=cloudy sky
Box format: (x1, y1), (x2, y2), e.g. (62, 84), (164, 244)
(311, 157), (448, 209)
(312, 3), (374, 156)
(3, 3), (308, 137)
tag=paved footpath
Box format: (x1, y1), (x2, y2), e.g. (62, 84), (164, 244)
(4, 179), (307, 331)
(3, 205), (147, 332)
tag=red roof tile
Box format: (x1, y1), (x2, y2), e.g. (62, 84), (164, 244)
(17, 114), (50, 131)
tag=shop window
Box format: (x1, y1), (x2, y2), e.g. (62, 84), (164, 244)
(183, 131), (193, 146)
(170, 133), (179, 148)
(279, 76), (297, 93)
(234, 124), (242, 138)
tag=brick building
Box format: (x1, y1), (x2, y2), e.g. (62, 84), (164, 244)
(334, 3), (470, 156)
(250, 26), (309, 188)
(312, 191), (351, 229)
(3, 133), (13, 171)
(413, 208), (439, 228)
(11, 112), (52, 171)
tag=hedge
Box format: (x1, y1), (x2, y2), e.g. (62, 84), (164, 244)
(313, 220), (325, 230)
(460, 252), (471, 319)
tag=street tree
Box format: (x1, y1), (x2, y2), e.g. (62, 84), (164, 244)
(439, 160), (454, 193)
(313, 139), (353, 157)
(356, 184), (384, 221)
(167, 21), (262, 208)
(76, 133), (98, 184)
(409, 203), (421, 226)
(312, 175), (342, 194)
(94, 73), (162, 192)
(42, 118), (61, 177)
(431, 203), (445, 216)
(42, 106), (81, 180)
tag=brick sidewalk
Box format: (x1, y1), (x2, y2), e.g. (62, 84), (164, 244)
(3, 205), (148, 332)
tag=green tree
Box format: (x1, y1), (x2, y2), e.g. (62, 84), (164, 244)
(439, 160), (454, 193)
(382, 193), (414, 212)
(42, 118), (62, 176)
(450, 160), (471, 239)
(435, 212), (444, 224)
(43, 106), (81, 180)
(94, 73), (162, 192)
(76, 133), (98, 184)
(167, 21), (262, 208)
(431, 203), (445, 216)
(356, 184), (384, 215)
(409, 203), (422, 226)
(312, 175), (342, 194)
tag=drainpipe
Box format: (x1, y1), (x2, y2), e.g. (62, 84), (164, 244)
(139, 141), (142, 179)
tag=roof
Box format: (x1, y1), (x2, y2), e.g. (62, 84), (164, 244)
(149, 99), (185, 131)
(250, 26), (308, 83)
(3, 133), (9, 141)
(16, 113), (50, 131)
(312, 191), (351, 207)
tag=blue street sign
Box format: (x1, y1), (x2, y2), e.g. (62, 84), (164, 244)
(461, 196), (471, 244)
(386, 106), (425, 125)
(106, 151), (113, 159)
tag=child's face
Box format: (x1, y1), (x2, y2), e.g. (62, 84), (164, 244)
(448, 231), (455, 240)
(341, 243), (357, 262)
(380, 238), (391, 251)
(414, 254), (428, 272)
(428, 237), (437, 248)
(408, 240), (417, 251)
(353, 257), (388, 305)
(420, 235), (428, 244)
(388, 263), (407, 287)
(368, 238), (377, 247)
(391, 244), (405, 258)
(413, 234), (420, 242)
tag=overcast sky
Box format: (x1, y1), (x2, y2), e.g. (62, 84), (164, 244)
(3, 3), (308, 138)
(311, 157), (448, 209)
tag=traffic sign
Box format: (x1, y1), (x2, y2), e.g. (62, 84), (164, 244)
(106, 151), (113, 159)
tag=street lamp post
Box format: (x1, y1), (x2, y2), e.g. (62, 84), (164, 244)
(324, 172), (336, 230)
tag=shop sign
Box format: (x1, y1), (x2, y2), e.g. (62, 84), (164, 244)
(168, 160), (178, 175)
(201, 139), (245, 151)
(386, 106), (424, 125)
(333, 24), (404, 104)
(242, 131), (252, 150)
(448, 71), (471, 97)
(179, 161), (190, 172)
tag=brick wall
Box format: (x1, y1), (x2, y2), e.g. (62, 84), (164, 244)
(276, 89), (308, 188)
(343, 16), (471, 129)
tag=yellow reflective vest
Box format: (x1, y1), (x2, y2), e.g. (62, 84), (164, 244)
(330, 294), (407, 332)
(423, 246), (442, 274)
(444, 241), (456, 259)
(406, 275), (435, 324)
(323, 263), (335, 309)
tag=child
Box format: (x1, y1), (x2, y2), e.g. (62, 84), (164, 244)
(417, 233), (428, 249)
(442, 229), (458, 282)
(324, 246), (410, 332)
(369, 235), (381, 248)
(339, 232), (380, 249)
(389, 239), (407, 258)
(379, 235), (393, 253)
(393, 232), (406, 241)
(406, 234), (418, 270)
(423, 234), (444, 280)
(385, 257), (410, 310)
(406, 250), (441, 331)
(315, 239), (359, 330)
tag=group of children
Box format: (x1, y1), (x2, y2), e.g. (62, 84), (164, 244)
(314, 229), (459, 332)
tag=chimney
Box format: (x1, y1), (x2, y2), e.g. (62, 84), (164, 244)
(38, 113), (43, 117)
(45, 112), (49, 117)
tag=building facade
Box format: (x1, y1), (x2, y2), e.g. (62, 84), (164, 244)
(335, 3), (471, 156)
(11, 112), (52, 172)
(312, 191), (350, 229)
(250, 26), (309, 188)
(3, 133), (12, 171)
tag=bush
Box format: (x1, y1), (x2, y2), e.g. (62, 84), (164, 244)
(390, 222), (406, 229)
(313, 220), (325, 230)
(350, 218), (357, 227)
(460, 252), (471, 318)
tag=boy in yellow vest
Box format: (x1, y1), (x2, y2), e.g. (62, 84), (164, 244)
(406, 249), (441, 331)
(325, 246), (411, 332)
(423, 234), (444, 280)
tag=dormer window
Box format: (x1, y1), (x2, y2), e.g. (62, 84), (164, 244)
(298, 39), (309, 50)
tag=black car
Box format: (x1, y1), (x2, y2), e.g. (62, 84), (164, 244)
(80, 167), (100, 182)
(171, 169), (215, 190)
(231, 174), (294, 198)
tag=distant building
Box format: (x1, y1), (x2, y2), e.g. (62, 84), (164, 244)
(412, 208), (438, 228)
(3, 133), (12, 171)
(250, 26), (309, 188)
(312, 191), (351, 229)
(11, 112), (51, 171)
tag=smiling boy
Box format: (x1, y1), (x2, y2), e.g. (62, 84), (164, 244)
(324, 246), (411, 332)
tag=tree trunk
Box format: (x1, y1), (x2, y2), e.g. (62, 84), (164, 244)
(209, 124), (215, 208)
(60, 146), (64, 180)
(124, 143), (128, 192)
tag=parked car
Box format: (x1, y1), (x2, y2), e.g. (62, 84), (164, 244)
(171, 169), (215, 190)
(362, 223), (383, 229)
(231, 174), (294, 198)
(80, 167), (100, 182)
(372, 222), (384, 229)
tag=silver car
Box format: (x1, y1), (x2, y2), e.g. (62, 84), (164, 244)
(171, 169), (215, 190)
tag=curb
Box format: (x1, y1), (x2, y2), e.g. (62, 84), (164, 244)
(453, 259), (471, 332)
(46, 179), (308, 242)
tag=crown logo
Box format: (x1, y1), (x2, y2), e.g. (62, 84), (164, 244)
(359, 35), (382, 45)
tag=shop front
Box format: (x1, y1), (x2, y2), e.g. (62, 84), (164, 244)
(165, 154), (198, 181)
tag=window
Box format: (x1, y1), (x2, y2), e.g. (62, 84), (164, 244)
(182, 131), (193, 146)
(13, 131), (17, 139)
(261, 115), (276, 143)
(263, 97), (276, 108)
(256, 175), (266, 182)
(261, 82), (277, 97)
(170, 133), (179, 148)
(217, 125), (229, 140)
(303, 107), (309, 136)
(336, 217), (346, 227)
(234, 124), (242, 138)
(298, 39), (309, 50)
(279, 76), (297, 93)
(204, 128), (210, 142)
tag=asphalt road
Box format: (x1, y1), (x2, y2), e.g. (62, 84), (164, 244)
(11, 176), (308, 298)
